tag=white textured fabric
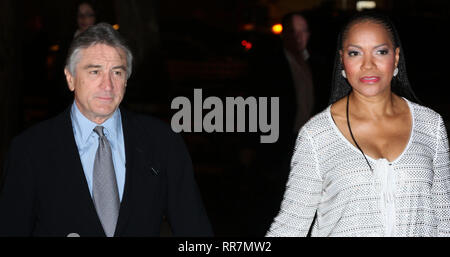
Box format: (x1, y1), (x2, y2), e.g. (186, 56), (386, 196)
(266, 99), (450, 237)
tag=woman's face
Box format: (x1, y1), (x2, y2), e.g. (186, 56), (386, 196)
(77, 3), (96, 32)
(340, 21), (399, 97)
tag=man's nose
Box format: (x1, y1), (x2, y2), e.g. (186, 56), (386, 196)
(101, 73), (113, 90)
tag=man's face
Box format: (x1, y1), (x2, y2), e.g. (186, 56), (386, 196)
(291, 15), (310, 51)
(65, 44), (127, 124)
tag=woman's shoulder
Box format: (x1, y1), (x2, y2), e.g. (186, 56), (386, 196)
(405, 98), (445, 139)
(300, 105), (335, 138)
(406, 99), (443, 123)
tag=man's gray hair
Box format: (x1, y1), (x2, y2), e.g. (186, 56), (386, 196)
(65, 22), (133, 79)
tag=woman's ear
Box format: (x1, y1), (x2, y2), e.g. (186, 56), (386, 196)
(394, 47), (400, 68)
(339, 50), (345, 70)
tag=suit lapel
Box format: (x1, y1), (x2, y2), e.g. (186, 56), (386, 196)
(114, 107), (136, 236)
(112, 107), (167, 236)
(114, 107), (162, 236)
(58, 107), (105, 236)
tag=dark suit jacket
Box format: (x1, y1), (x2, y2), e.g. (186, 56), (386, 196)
(0, 106), (213, 237)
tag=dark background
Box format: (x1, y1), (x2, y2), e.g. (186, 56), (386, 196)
(0, 0), (449, 236)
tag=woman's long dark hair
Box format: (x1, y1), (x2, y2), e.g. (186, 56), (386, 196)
(329, 11), (421, 105)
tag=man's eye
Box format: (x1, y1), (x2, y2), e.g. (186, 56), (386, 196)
(114, 71), (122, 76)
(89, 70), (99, 75)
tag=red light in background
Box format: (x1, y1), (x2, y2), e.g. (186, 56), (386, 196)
(241, 40), (252, 51)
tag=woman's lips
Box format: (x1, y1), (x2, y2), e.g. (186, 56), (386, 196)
(360, 76), (380, 84)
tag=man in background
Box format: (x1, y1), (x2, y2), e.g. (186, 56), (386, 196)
(281, 12), (315, 133)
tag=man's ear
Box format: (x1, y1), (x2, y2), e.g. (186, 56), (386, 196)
(64, 68), (75, 92)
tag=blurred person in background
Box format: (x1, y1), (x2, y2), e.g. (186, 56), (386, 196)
(281, 12), (315, 134)
(244, 11), (325, 236)
(75, 0), (96, 37)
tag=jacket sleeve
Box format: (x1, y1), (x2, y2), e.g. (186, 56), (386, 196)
(0, 137), (37, 236)
(266, 126), (322, 237)
(432, 115), (450, 236)
(165, 132), (214, 236)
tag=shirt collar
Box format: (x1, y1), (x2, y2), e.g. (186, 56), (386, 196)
(303, 49), (310, 60)
(283, 48), (310, 61)
(70, 101), (122, 145)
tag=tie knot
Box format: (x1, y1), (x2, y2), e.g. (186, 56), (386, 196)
(93, 126), (105, 137)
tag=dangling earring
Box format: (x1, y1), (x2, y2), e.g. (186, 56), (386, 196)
(342, 70), (347, 78)
(393, 67), (398, 77)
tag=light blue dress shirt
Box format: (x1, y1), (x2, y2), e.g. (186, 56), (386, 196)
(70, 102), (126, 202)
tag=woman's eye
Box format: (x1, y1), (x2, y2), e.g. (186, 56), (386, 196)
(377, 49), (389, 55)
(348, 51), (360, 57)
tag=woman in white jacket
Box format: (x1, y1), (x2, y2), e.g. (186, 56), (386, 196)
(267, 11), (450, 237)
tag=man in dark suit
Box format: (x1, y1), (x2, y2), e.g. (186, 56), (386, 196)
(0, 23), (213, 237)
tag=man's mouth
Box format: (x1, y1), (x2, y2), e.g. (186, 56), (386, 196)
(96, 96), (113, 101)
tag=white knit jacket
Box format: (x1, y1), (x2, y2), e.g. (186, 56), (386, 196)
(266, 99), (450, 237)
